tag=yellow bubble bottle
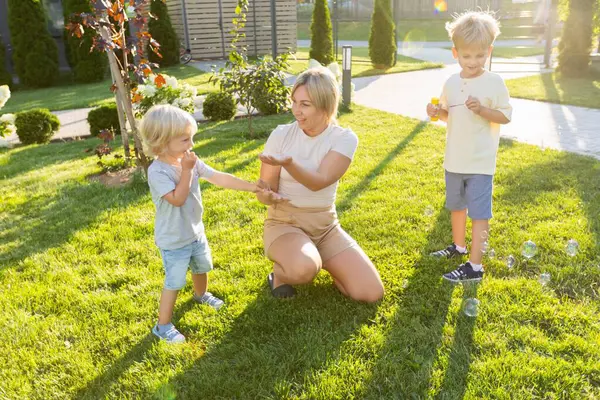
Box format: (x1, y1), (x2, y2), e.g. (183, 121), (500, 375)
(430, 97), (439, 121)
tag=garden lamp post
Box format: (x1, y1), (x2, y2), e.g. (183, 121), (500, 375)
(342, 45), (352, 108)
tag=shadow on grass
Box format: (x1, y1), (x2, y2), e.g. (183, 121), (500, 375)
(0, 173), (148, 268)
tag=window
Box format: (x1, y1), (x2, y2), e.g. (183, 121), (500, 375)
(42, 0), (65, 38)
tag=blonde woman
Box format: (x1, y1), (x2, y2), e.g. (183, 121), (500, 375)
(257, 68), (384, 303)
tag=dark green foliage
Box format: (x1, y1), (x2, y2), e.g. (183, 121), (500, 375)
(203, 92), (236, 121)
(557, 0), (595, 76)
(148, 0), (180, 67)
(309, 0), (334, 65)
(0, 39), (12, 88)
(15, 108), (60, 144)
(63, 0), (108, 83)
(368, 0), (397, 68)
(7, 0), (59, 87)
(87, 104), (120, 137)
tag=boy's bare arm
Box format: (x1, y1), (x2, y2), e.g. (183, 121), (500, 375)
(162, 152), (197, 207)
(466, 96), (510, 124)
(205, 171), (260, 192)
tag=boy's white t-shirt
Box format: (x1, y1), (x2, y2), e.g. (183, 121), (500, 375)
(263, 121), (358, 208)
(440, 70), (512, 175)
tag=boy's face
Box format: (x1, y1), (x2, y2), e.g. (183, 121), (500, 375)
(165, 125), (195, 160)
(452, 45), (492, 78)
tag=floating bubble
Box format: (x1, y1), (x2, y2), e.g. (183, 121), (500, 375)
(507, 255), (516, 269)
(488, 248), (495, 259)
(481, 230), (489, 240)
(463, 298), (480, 317)
(481, 241), (489, 254)
(565, 239), (579, 257)
(401, 30), (426, 57)
(424, 205), (434, 217)
(434, 0), (448, 14)
(521, 240), (538, 259)
(538, 272), (551, 286)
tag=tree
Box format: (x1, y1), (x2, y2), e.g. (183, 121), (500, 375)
(63, 0), (108, 83)
(67, 0), (165, 172)
(369, 0), (397, 69)
(557, 0), (595, 76)
(147, 0), (180, 67)
(7, 0), (59, 88)
(0, 39), (12, 88)
(309, 0), (334, 65)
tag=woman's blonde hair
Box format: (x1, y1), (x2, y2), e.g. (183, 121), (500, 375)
(291, 67), (339, 124)
(139, 105), (197, 157)
(446, 10), (501, 49)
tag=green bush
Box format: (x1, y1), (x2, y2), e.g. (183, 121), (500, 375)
(7, 0), (59, 88)
(87, 104), (120, 137)
(15, 108), (60, 145)
(251, 64), (290, 116)
(557, 0), (595, 76)
(368, 0), (397, 68)
(203, 92), (237, 121)
(0, 39), (13, 88)
(63, 0), (108, 83)
(309, 0), (334, 65)
(148, 0), (180, 67)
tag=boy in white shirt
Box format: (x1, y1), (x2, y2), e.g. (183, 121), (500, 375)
(426, 11), (512, 282)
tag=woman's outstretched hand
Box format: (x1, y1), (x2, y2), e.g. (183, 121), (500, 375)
(259, 153), (293, 166)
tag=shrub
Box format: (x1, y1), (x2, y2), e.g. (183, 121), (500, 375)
(202, 92), (237, 121)
(15, 108), (60, 145)
(251, 69), (289, 116)
(0, 40), (12, 88)
(309, 0), (334, 65)
(147, 0), (180, 67)
(63, 0), (108, 83)
(87, 104), (120, 137)
(369, 0), (397, 68)
(557, 0), (595, 76)
(7, 0), (59, 88)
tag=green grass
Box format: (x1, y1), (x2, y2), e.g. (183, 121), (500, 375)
(1, 65), (216, 114)
(289, 47), (442, 77)
(506, 72), (600, 109)
(298, 18), (555, 42)
(491, 46), (546, 58)
(1, 107), (600, 398)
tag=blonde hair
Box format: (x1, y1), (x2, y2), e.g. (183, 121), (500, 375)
(139, 105), (197, 157)
(445, 10), (501, 49)
(291, 67), (339, 124)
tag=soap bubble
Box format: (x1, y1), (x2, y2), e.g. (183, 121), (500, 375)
(481, 241), (489, 254)
(401, 30), (426, 57)
(507, 255), (516, 269)
(521, 240), (538, 259)
(434, 0), (448, 14)
(463, 298), (480, 317)
(565, 239), (579, 257)
(481, 230), (489, 240)
(538, 272), (551, 286)
(488, 248), (495, 259)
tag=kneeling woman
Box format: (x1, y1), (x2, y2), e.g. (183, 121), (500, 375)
(256, 67), (384, 303)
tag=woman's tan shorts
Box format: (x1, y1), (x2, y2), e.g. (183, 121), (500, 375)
(263, 203), (357, 262)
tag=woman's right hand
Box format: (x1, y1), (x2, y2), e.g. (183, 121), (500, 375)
(257, 188), (290, 205)
(426, 103), (439, 118)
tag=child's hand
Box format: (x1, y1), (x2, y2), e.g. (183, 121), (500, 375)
(255, 179), (271, 192)
(181, 150), (198, 171)
(465, 96), (483, 115)
(426, 103), (439, 118)
(259, 153), (293, 166)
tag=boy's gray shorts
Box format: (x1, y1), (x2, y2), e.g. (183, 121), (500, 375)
(445, 170), (493, 220)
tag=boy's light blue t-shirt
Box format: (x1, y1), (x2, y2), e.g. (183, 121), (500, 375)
(147, 159), (216, 250)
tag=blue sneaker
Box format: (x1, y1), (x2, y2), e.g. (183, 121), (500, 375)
(443, 262), (484, 283)
(193, 292), (224, 310)
(152, 323), (185, 343)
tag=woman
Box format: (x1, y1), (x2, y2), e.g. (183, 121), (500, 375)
(256, 67), (384, 303)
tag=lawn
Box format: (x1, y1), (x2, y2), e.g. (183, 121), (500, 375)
(289, 47), (443, 77)
(506, 71), (600, 109)
(1, 107), (599, 398)
(491, 46), (546, 58)
(0, 65), (216, 114)
(298, 18), (557, 42)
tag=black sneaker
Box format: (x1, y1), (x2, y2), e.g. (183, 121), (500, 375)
(430, 243), (468, 259)
(442, 262), (484, 283)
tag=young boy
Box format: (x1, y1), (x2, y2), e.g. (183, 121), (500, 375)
(140, 105), (265, 343)
(426, 11), (512, 282)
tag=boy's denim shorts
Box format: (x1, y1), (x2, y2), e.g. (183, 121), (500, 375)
(445, 170), (493, 220)
(159, 236), (213, 290)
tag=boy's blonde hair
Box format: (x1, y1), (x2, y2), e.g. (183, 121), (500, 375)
(139, 105), (197, 157)
(292, 67), (339, 124)
(446, 10), (501, 49)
